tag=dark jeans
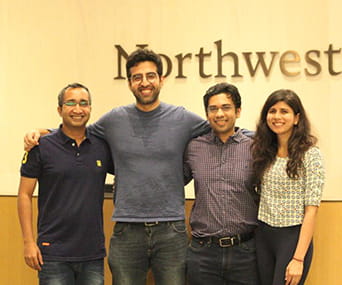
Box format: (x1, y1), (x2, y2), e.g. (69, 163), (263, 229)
(255, 221), (313, 285)
(108, 221), (188, 285)
(38, 259), (104, 285)
(187, 237), (259, 285)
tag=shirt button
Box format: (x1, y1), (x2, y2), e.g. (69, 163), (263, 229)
(76, 153), (80, 156)
(72, 143), (75, 147)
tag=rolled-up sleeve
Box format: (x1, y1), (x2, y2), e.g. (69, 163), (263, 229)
(304, 147), (325, 206)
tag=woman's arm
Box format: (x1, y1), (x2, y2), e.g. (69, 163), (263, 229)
(285, 205), (318, 285)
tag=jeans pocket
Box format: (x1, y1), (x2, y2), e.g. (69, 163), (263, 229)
(189, 238), (206, 250)
(171, 220), (187, 233)
(238, 237), (256, 252)
(113, 222), (127, 236)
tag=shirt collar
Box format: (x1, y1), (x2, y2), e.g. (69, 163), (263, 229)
(209, 127), (244, 144)
(56, 125), (91, 145)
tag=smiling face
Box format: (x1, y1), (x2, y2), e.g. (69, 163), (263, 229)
(128, 61), (164, 111)
(266, 101), (299, 140)
(57, 87), (91, 131)
(207, 93), (241, 142)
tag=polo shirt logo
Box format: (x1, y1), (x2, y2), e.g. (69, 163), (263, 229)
(22, 151), (28, 164)
(96, 160), (102, 167)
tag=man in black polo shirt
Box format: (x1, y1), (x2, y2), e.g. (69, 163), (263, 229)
(17, 83), (113, 285)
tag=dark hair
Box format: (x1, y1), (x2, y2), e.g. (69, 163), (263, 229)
(58, 83), (91, 107)
(203, 82), (241, 114)
(252, 89), (317, 184)
(126, 48), (163, 79)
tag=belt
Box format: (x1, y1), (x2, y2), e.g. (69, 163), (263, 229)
(143, 221), (159, 227)
(193, 232), (254, 247)
(118, 221), (182, 227)
(123, 221), (162, 227)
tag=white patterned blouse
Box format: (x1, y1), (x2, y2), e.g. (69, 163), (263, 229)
(258, 146), (325, 227)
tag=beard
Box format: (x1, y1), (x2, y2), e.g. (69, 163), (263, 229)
(133, 86), (161, 106)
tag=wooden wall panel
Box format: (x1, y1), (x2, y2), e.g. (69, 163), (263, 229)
(0, 197), (340, 284)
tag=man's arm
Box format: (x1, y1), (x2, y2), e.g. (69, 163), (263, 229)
(17, 177), (43, 271)
(240, 128), (255, 138)
(183, 146), (193, 186)
(24, 129), (50, 151)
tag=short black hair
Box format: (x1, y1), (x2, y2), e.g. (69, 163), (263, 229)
(203, 82), (241, 114)
(58, 83), (91, 107)
(126, 48), (163, 79)
(58, 82), (91, 107)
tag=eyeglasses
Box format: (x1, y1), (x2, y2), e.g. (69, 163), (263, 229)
(130, 72), (158, 84)
(207, 105), (233, 114)
(63, 100), (90, 107)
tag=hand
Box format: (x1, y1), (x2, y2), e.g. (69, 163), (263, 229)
(285, 259), (304, 285)
(23, 241), (43, 271)
(24, 130), (41, 151)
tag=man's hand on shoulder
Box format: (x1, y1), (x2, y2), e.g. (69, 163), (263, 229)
(24, 129), (45, 151)
(241, 128), (255, 138)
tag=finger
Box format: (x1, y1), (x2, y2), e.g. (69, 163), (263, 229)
(285, 269), (290, 285)
(24, 140), (39, 151)
(29, 138), (39, 145)
(25, 256), (38, 270)
(32, 132), (41, 142)
(37, 251), (43, 271)
(33, 260), (40, 270)
(293, 276), (301, 285)
(289, 276), (299, 285)
(24, 135), (36, 145)
(285, 274), (292, 285)
(36, 263), (42, 271)
(24, 132), (40, 146)
(24, 143), (34, 152)
(33, 255), (42, 271)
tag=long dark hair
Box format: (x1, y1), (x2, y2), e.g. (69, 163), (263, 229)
(252, 89), (317, 185)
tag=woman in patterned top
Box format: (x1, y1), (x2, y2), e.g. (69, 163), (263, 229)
(252, 89), (324, 285)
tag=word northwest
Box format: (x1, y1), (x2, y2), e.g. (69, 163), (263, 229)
(113, 40), (341, 79)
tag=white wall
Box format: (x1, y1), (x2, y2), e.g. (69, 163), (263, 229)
(1, 0), (341, 199)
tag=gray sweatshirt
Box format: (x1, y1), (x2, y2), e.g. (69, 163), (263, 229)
(88, 102), (209, 222)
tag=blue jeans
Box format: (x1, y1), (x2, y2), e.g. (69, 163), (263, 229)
(187, 237), (259, 285)
(108, 221), (188, 285)
(38, 259), (104, 285)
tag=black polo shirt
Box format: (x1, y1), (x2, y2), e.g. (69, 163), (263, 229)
(21, 127), (114, 262)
